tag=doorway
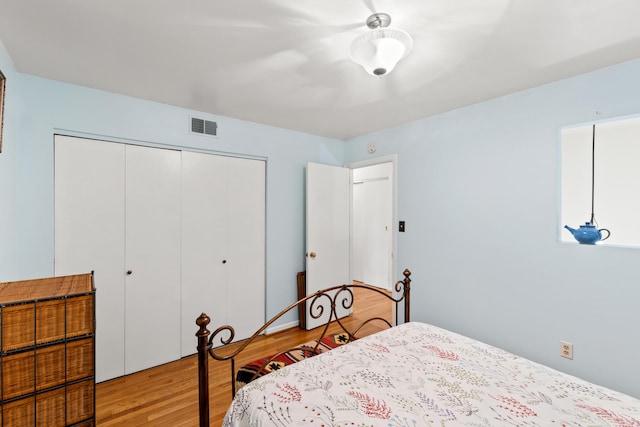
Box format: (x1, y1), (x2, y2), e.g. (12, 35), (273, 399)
(348, 156), (396, 290)
(304, 156), (396, 329)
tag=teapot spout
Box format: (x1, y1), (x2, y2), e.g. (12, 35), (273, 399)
(564, 225), (576, 235)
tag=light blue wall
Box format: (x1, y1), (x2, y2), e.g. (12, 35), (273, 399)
(0, 41), (18, 279)
(345, 59), (640, 398)
(8, 71), (343, 325)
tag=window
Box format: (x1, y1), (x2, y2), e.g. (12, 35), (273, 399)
(561, 115), (640, 246)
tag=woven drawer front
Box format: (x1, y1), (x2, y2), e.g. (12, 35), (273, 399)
(36, 299), (66, 345)
(66, 296), (94, 338)
(0, 274), (94, 426)
(2, 395), (35, 426)
(1, 303), (35, 351)
(36, 388), (65, 427)
(66, 379), (94, 425)
(66, 339), (94, 383)
(0, 383), (93, 426)
(2, 350), (35, 400)
(36, 344), (66, 391)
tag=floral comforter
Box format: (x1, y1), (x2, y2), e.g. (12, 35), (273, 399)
(223, 322), (640, 426)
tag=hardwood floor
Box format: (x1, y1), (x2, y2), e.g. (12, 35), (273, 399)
(95, 285), (391, 426)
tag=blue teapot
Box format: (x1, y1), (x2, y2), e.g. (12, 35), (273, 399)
(564, 222), (610, 244)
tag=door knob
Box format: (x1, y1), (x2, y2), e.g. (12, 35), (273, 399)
(222, 259), (227, 264)
(126, 270), (132, 275)
(309, 252), (317, 258)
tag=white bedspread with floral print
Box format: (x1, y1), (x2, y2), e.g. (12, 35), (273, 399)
(223, 321), (640, 426)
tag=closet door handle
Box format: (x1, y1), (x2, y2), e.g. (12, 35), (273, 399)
(222, 260), (227, 264)
(126, 270), (133, 275)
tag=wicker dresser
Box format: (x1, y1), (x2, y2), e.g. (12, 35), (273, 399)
(0, 273), (95, 426)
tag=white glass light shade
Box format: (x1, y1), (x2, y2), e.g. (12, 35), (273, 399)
(350, 28), (413, 76)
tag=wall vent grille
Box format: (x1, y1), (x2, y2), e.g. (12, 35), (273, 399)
(191, 117), (218, 137)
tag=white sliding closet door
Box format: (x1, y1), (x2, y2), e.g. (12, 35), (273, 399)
(55, 136), (181, 381)
(56, 136), (265, 378)
(224, 156), (265, 340)
(181, 152), (265, 355)
(181, 152), (227, 355)
(124, 144), (181, 374)
(55, 136), (126, 382)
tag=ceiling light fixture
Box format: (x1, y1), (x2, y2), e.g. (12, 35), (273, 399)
(350, 13), (413, 77)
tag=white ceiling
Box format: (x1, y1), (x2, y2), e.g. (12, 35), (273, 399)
(2, 1), (640, 140)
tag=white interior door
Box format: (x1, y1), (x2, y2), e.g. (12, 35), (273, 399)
(54, 135), (126, 383)
(305, 162), (350, 330)
(124, 144), (182, 374)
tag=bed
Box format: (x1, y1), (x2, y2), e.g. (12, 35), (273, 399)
(196, 269), (412, 426)
(196, 271), (640, 426)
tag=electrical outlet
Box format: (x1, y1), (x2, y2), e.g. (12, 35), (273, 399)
(560, 341), (573, 360)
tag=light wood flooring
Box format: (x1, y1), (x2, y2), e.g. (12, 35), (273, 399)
(95, 285), (391, 426)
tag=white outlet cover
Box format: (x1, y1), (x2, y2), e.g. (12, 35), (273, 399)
(367, 143), (377, 153)
(560, 341), (573, 360)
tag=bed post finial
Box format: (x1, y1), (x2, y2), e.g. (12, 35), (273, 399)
(403, 269), (411, 323)
(196, 313), (212, 427)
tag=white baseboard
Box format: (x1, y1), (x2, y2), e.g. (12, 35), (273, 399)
(266, 320), (299, 335)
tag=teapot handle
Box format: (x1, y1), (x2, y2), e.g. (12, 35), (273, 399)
(599, 228), (611, 241)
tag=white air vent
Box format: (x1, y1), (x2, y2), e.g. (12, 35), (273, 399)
(191, 117), (218, 137)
